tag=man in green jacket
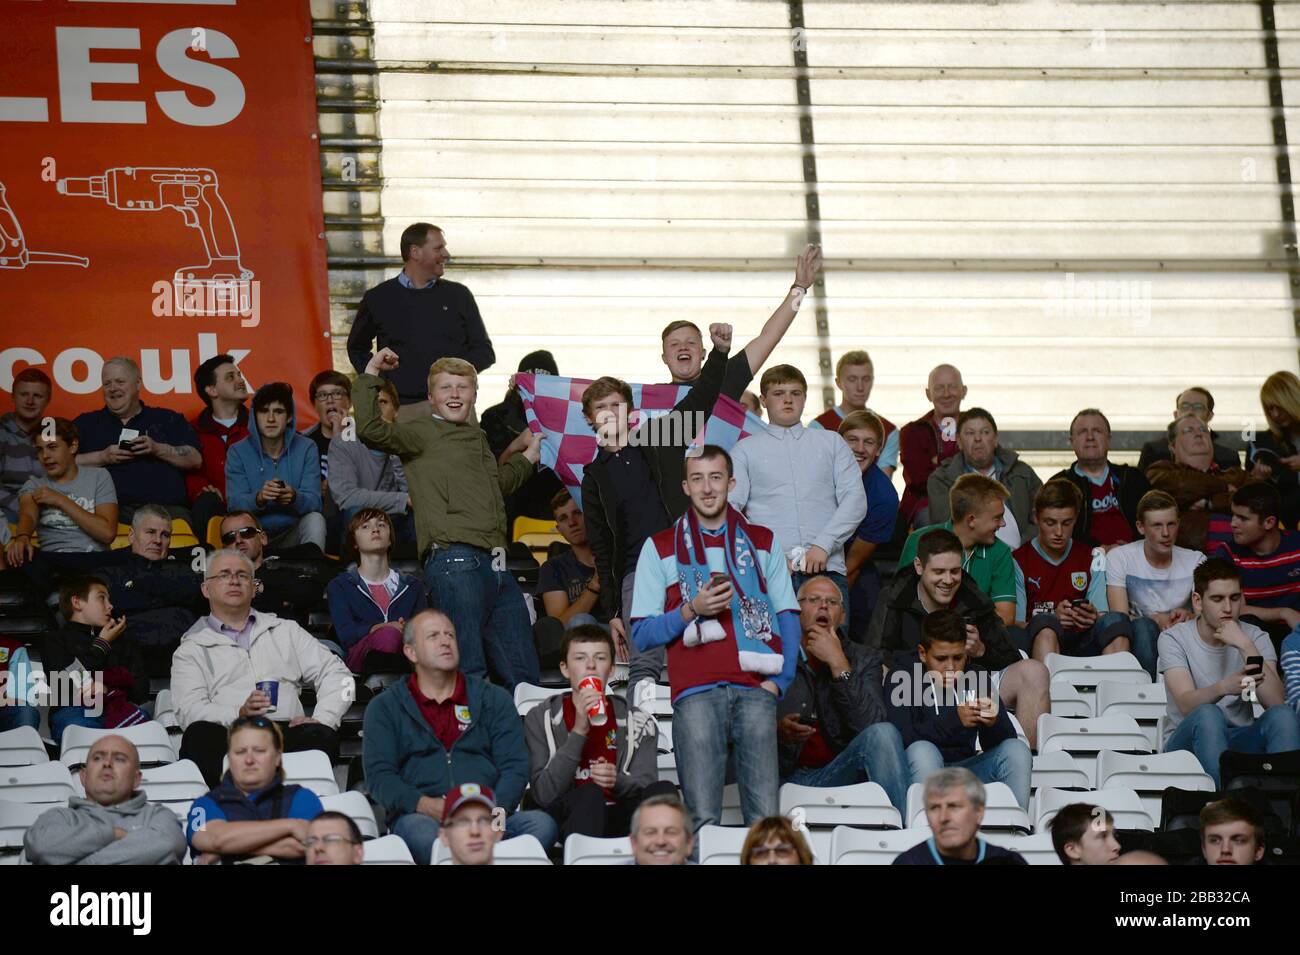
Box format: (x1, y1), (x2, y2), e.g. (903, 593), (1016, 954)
(354, 348), (542, 687)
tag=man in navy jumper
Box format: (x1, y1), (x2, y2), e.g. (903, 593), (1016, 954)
(630, 446), (800, 833)
(361, 609), (557, 864)
(347, 222), (495, 412)
(892, 767), (1027, 865)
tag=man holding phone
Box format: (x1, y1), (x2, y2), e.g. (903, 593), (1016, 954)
(1159, 558), (1300, 787)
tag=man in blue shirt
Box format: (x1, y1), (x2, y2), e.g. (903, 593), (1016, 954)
(74, 357), (201, 523)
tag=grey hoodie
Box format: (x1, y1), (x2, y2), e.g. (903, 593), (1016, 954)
(23, 792), (186, 865)
(327, 431), (409, 514)
(523, 694), (659, 810)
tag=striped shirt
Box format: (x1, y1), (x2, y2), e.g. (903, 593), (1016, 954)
(1212, 532), (1300, 610)
(0, 413), (40, 522)
(1281, 631), (1300, 710)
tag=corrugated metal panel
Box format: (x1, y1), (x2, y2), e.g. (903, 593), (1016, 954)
(336, 0), (1300, 445)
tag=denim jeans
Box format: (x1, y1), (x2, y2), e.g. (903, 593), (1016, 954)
(1129, 617), (1161, 677)
(423, 543), (540, 689)
(848, 564), (883, 643)
(1025, 610), (1133, 657)
(905, 738), (1033, 810)
(1164, 703), (1300, 788)
(390, 808), (558, 865)
(672, 684), (779, 831)
(0, 704), (40, 732)
(784, 721), (909, 816)
(50, 707), (104, 745)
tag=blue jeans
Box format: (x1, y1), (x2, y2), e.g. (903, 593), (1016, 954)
(423, 543), (540, 689)
(1026, 610), (1133, 657)
(1164, 703), (1300, 788)
(848, 564), (882, 643)
(0, 704), (40, 732)
(1130, 617), (1161, 677)
(672, 684), (779, 832)
(784, 721), (909, 817)
(390, 808), (558, 865)
(50, 707), (104, 745)
(905, 738), (1032, 810)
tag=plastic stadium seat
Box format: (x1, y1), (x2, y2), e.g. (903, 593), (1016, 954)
(1049, 681), (1093, 719)
(1046, 652), (1150, 691)
(0, 762), (75, 804)
(1096, 750), (1213, 827)
(1220, 749), (1300, 834)
(1031, 752), (1091, 794)
(1096, 681), (1167, 751)
(656, 723), (677, 785)
(1036, 786), (1153, 832)
(60, 723), (177, 770)
(362, 834), (414, 864)
(433, 833), (552, 866)
(512, 516), (557, 542)
(153, 689), (180, 731)
(319, 790), (380, 840)
(139, 760), (209, 818)
(829, 826), (928, 865)
(981, 831), (1062, 865)
(1036, 713), (1152, 785)
(780, 781), (901, 831)
(0, 798), (44, 856)
(905, 781), (1029, 833)
(513, 682), (566, 718)
(0, 727), (49, 767)
(281, 750), (340, 797)
(564, 833), (634, 865)
(720, 783), (743, 826)
(206, 516), (224, 550)
(697, 825), (749, 865)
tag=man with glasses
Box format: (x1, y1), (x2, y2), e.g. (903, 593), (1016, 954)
(778, 576), (908, 815)
(171, 548), (354, 786)
(218, 511), (324, 624)
(305, 811), (365, 865)
(1147, 414), (1249, 552)
(1138, 386), (1243, 472)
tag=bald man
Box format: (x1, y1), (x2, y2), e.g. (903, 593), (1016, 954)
(24, 734), (186, 864)
(899, 365), (967, 529)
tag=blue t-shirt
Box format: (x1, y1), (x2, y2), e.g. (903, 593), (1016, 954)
(855, 464), (899, 545)
(185, 783), (323, 850)
(73, 403), (199, 507)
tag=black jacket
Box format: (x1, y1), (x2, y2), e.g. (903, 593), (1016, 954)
(1048, 461), (1151, 548)
(777, 638), (888, 778)
(862, 567), (1020, 672)
(583, 348), (750, 618)
(40, 622), (149, 705)
(96, 552), (205, 651)
(886, 659), (1018, 762)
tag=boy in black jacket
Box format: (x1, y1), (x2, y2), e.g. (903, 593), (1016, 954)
(41, 575), (150, 744)
(887, 608), (1031, 810)
(777, 576), (908, 815)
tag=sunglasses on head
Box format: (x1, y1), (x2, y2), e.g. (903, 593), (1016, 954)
(221, 526), (261, 545)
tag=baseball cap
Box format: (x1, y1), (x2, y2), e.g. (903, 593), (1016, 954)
(441, 783), (497, 824)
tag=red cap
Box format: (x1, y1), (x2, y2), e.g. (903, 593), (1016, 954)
(441, 783), (496, 825)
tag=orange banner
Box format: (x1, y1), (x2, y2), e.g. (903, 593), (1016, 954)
(0, 0), (330, 421)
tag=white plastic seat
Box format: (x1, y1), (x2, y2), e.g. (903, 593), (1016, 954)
(60, 722), (176, 770)
(362, 834), (414, 864)
(1036, 786), (1153, 832)
(1032, 752), (1091, 794)
(153, 689), (180, 731)
(0, 798), (44, 853)
(829, 825), (928, 865)
(697, 824), (749, 865)
(0, 727), (49, 767)
(628, 681), (673, 719)
(563, 833), (634, 865)
(0, 761), (74, 804)
(319, 791), (380, 840)
(513, 682), (566, 718)
(433, 833), (552, 865)
(1036, 713), (1152, 785)
(720, 783), (743, 826)
(981, 831), (1063, 865)
(1046, 652), (1150, 691)
(280, 750), (340, 796)
(905, 781), (1029, 833)
(1096, 750), (1213, 827)
(779, 781), (901, 830)
(1049, 681), (1093, 718)
(1096, 681), (1168, 751)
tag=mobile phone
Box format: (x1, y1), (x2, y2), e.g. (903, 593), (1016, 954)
(708, 572), (730, 589)
(1070, 598), (1089, 607)
(796, 713), (818, 727)
(117, 427), (140, 451)
(1245, 655), (1264, 677)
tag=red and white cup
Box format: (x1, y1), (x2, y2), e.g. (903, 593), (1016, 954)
(577, 676), (608, 726)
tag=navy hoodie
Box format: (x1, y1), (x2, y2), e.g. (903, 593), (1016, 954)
(885, 658), (1018, 763)
(325, 566), (428, 652)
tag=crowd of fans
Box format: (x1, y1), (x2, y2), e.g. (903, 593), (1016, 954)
(3, 220), (1300, 865)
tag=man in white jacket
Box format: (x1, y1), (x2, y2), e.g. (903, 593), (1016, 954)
(171, 548), (354, 786)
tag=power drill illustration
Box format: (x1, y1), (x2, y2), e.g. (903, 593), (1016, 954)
(57, 166), (253, 316)
(0, 180), (89, 269)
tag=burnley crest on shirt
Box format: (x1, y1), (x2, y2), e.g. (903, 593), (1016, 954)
(1071, 571), (1087, 591)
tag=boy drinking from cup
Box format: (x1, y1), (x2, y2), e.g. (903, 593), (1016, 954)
(522, 624), (676, 842)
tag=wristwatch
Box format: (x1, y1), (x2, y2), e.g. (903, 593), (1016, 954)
(834, 668), (853, 683)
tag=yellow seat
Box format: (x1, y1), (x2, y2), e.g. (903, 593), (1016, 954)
(512, 516), (557, 543)
(110, 522), (131, 550)
(207, 516), (224, 549)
